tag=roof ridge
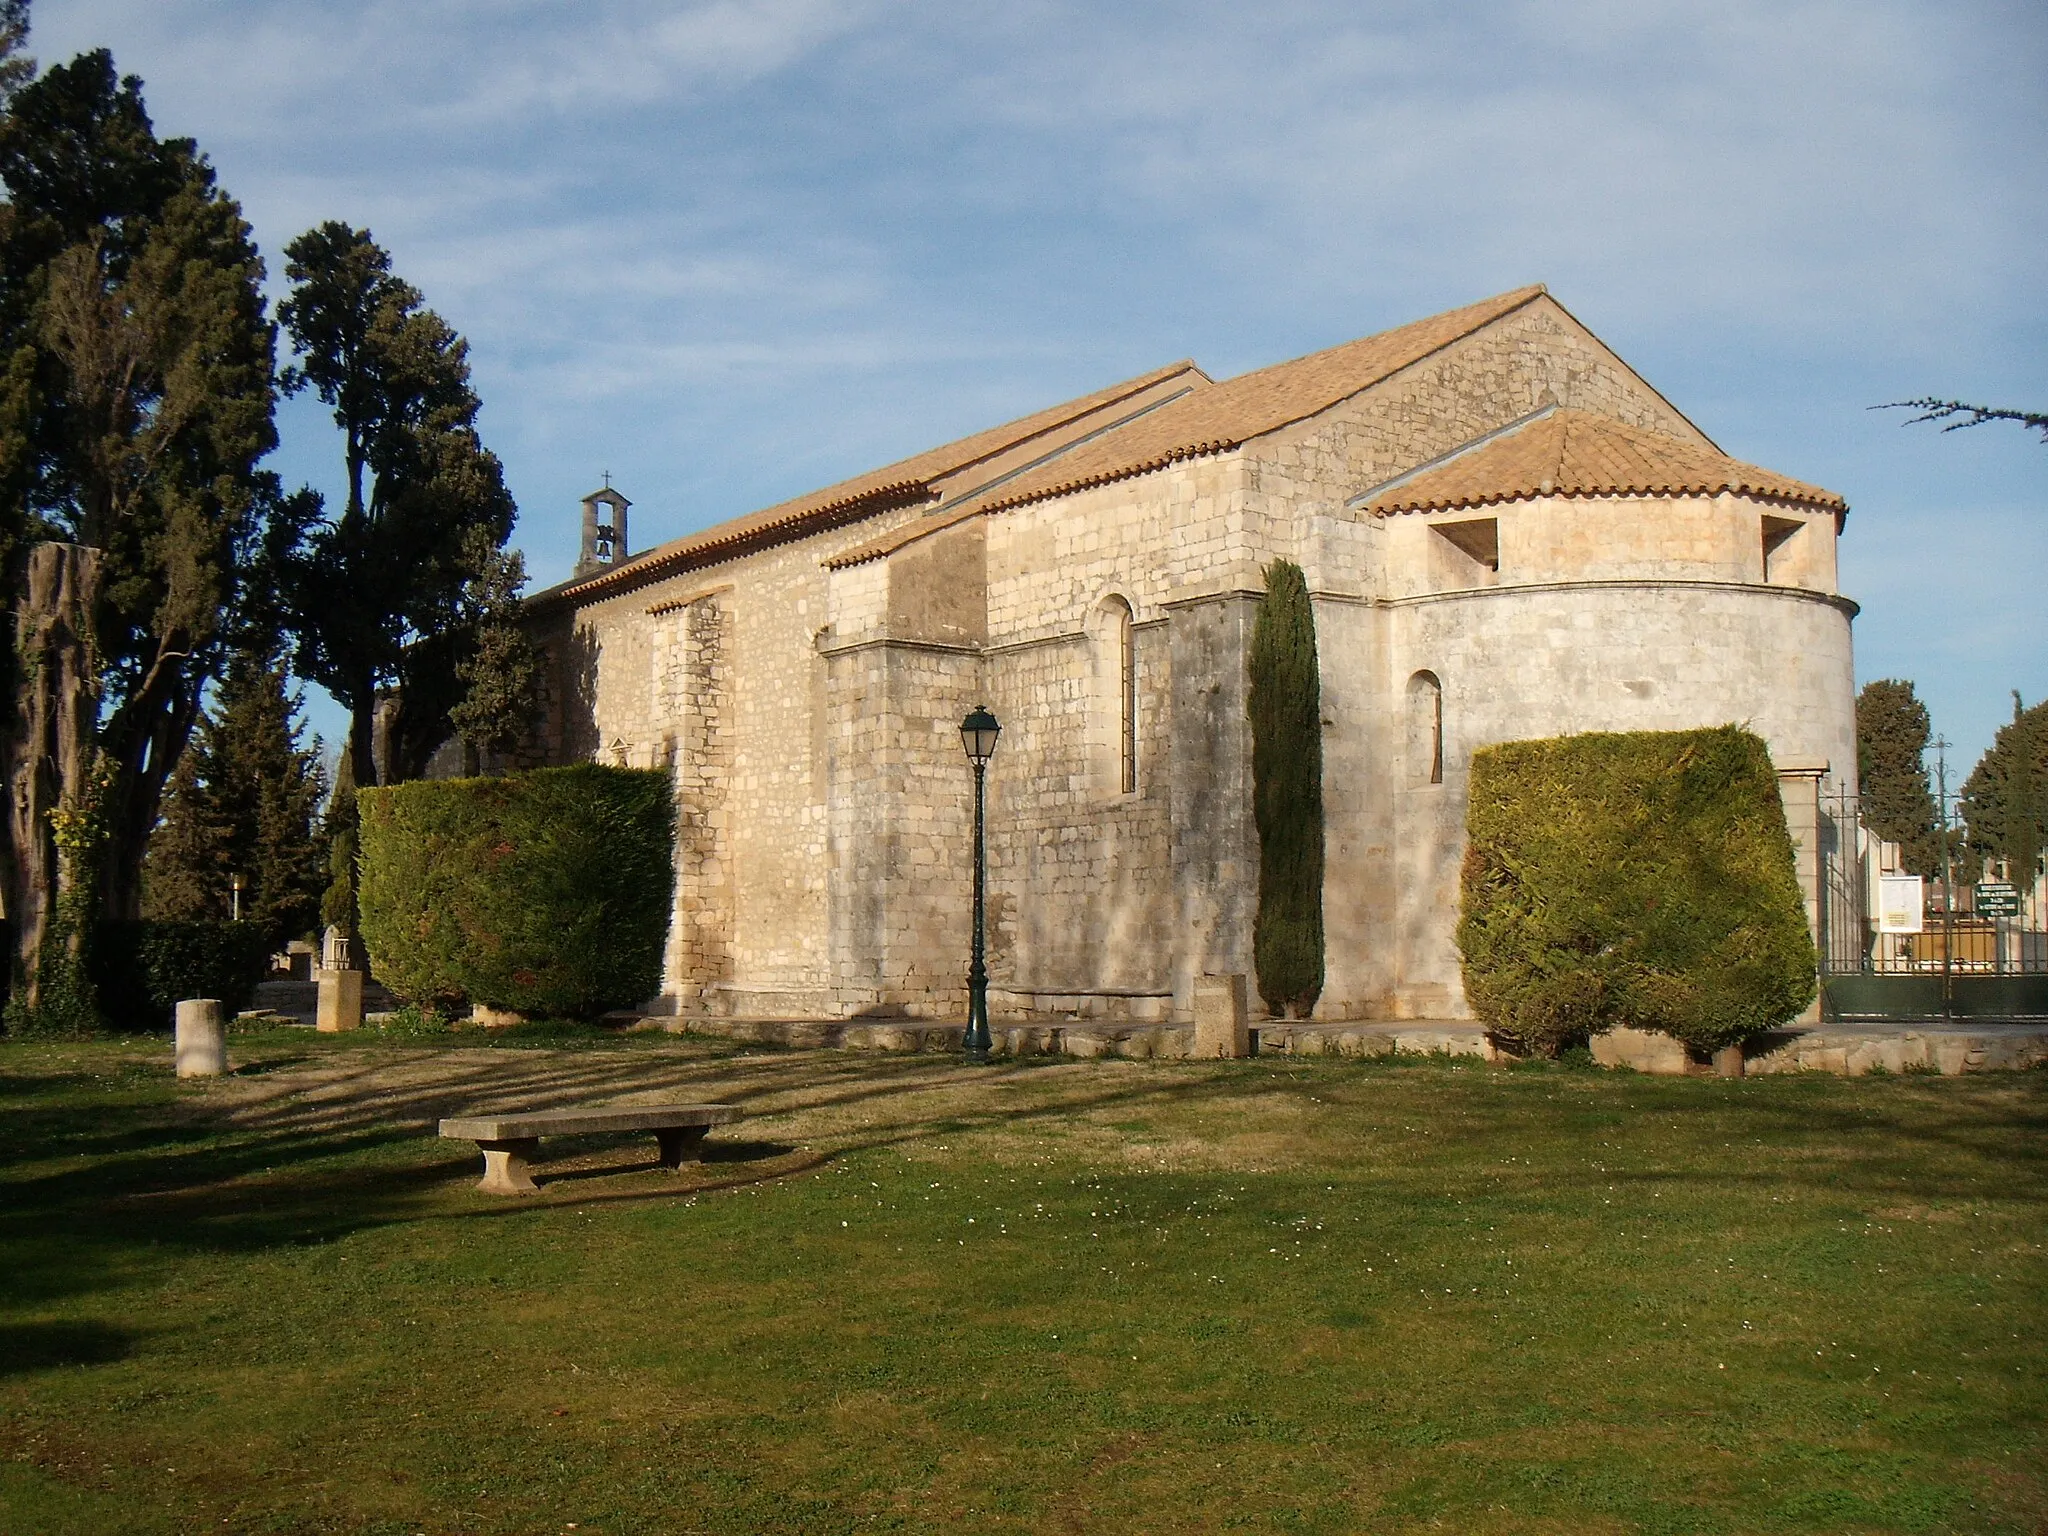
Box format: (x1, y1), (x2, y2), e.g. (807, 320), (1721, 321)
(970, 285), (1553, 518)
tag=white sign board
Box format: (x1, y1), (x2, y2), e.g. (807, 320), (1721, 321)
(1877, 874), (1924, 934)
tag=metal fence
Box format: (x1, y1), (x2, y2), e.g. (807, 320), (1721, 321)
(1817, 788), (2047, 1021)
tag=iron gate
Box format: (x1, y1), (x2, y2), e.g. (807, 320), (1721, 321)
(1818, 788), (2048, 1020)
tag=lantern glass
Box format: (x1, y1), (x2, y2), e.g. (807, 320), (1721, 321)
(959, 704), (1001, 763)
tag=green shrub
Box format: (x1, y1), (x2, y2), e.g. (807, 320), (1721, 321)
(371, 1002), (456, 1038)
(1457, 726), (1816, 1055)
(91, 921), (275, 1032)
(1248, 559), (1325, 1018)
(357, 764), (675, 1018)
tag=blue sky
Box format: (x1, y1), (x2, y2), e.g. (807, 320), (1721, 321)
(33, 0), (2048, 778)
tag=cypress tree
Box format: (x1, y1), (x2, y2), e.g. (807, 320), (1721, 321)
(273, 221), (516, 794)
(1855, 680), (1941, 876)
(1248, 559), (1325, 1017)
(1, 49), (276, 1008)
(1962, 694), (2047, 894)
(321, 747), (359, 938)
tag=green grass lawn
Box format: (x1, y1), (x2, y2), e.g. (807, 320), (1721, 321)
(1, 1030), (2043, 1535)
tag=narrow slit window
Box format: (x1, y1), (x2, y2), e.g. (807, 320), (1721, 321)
(1118, 600), (1138, 794)
(1409, 671), (1444, 785)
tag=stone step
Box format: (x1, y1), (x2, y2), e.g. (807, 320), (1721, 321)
(660, 1013), (2048, 1074)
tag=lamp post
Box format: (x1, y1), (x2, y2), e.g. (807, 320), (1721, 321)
(959, 704), (1001, 1063)
(230, 871), (246, 924)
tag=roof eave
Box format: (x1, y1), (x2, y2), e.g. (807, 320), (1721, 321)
(529, 480), (936, 611)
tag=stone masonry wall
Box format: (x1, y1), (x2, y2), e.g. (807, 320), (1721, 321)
(660, 593), (732, 1006)
(542, 497), (941, 1014)
(538, 293), (1857, 1025)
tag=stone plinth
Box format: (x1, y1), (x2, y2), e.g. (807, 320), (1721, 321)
(1590, 1025), (1691, 1075)
(316, 968), (364, 1033)
(1193, 973), (1250, 1058)
(174, 998), (226, 1077)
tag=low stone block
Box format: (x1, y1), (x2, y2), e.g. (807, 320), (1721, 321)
(174, 998), (226, 1078)
(1193, 973), (1250, 1059)
(1591, 1026), (1688, 1075)
(316, 967), (364, 1033)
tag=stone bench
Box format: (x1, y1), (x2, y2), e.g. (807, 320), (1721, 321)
(439, 1103), (743, 1194)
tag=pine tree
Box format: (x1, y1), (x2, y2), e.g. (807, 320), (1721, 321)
(1855, 680), (1941, 876)
(207, 652), (327, 941)
(1248, 559), (1325, 1018)
(447, 531), (539, 774)
(141, 651), (326, 943)
(141, 744), (229, 921)
(1962, 695), (2047, 894)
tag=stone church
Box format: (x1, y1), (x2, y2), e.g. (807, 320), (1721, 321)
(522, 286), (1856, 1025)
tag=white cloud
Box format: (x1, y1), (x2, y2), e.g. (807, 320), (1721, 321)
(25, 0), (2048, 763)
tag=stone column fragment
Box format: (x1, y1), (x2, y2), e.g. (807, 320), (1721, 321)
(174, 998), (226, 1077)
(316, 968), (364, 1032)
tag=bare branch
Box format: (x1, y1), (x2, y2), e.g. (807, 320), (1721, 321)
(1874, 398), (2048, 441)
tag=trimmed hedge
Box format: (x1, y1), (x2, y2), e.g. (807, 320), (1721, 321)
(93, 921), (274, 1032)
(1457, 726), (1816, 1055)
(357, 764), (676, 1018)
(1248, 559), (1326, 1018)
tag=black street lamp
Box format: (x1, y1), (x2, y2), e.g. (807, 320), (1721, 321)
(959, 704), (1001, 1063)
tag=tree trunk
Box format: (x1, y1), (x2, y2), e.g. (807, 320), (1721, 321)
(349, 698), (379, 793)
(97, 665), (204, 921)
(4, 543), (100, 1010)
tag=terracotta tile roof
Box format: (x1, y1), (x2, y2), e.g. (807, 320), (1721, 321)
(825, 285), (1553, 567)
(541, 358), (1208, 604)
(972, 285), (1552, 513)
(1362, 408), (1847, 517)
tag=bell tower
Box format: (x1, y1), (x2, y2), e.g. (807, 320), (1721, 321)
(574, 481), (631, 580)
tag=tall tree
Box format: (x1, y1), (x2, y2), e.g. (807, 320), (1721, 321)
(1961, 695), (2047, 895)
(1248, 559), (1325, 1019)
(0, 2), (31, 105)
(0, 50), (275, 1013)
(140, 735), (226, 922)
(145, 649), (325, 940)
(447, 530), (538, 774)
(319, 744), (358, 940)
(273, 222), (515, 794)
(1855, 679), (1941, 876)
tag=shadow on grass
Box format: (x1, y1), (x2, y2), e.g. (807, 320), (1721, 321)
(520, 1137), (802, 1188)
(0, 1320), (136, 1376)
(6, 1042), (2046, 1325)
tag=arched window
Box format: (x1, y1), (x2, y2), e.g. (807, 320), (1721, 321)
(1408, 671), (1443, 785)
